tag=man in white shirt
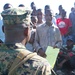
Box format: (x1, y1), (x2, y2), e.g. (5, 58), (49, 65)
(34, 9), (62, 57)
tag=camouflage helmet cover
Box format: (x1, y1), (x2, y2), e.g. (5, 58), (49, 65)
(1, 7), (32, 27)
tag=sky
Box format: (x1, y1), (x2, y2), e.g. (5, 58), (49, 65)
(0, 0), (75, 17)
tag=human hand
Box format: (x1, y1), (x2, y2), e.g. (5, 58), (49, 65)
(38, 48), (46, 58)
(53, 45), (58, 49)
(33, 25), (36, 29)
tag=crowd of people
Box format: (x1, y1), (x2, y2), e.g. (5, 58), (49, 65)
(0, 1), (75, 75)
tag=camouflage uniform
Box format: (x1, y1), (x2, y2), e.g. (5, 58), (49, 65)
(0, 43), (51, 75)
(0, 8), (51, 75)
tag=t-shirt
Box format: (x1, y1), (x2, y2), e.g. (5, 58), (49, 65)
(56, 18), (72, 36)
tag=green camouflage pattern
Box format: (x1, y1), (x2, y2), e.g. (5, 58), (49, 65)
(0, 43), (51, 75)
(1, 7), (31, 26)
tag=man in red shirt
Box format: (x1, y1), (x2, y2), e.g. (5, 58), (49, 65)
(56, 9), (72, 45)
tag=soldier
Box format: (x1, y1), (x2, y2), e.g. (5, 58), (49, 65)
(0, 7), (52, 75)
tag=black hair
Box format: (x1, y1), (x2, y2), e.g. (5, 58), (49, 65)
(18, 4), (25, 7)
(3, 3), (12, 10)
(45, 5), (50, 10)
